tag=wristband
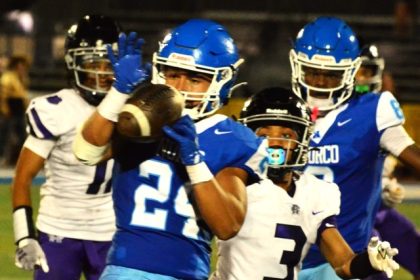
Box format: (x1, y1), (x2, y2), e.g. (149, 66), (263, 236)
(97, 87), (130, 122)
(350, 251), (379, 278)
(13, 206), (36, 245)
(186, 162), (214, 185)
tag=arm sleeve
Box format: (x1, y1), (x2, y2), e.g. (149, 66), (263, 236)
(23, 135), (56, 159)
(380, 125), (415, 156)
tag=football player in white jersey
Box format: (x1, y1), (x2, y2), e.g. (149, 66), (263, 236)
(211, 86), (400, 280)
(12, 15), (118, 280)
(73, 19), (265, 279)
(287, 17), (420, 280)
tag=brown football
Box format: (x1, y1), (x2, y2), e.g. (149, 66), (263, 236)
(116, 83), (184, 142)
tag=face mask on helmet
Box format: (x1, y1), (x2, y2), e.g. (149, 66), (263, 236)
(151, 19), (244, 120)
(263, 137), (303, 184)
(355, 44), (385, 94)
(64, 15), (120, 105)
(289, 16), (361, 112)
(68, 53), (114, 93)
(240, 87), (313, 182)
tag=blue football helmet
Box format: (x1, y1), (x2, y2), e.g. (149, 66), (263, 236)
(152, 19), (244, 120)
(289, 16), (361, 112)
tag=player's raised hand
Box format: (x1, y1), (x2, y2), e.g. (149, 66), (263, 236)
(163, 115), (203, 166)
(15, 238), (49, 273)
(367, 237), (399, 278)
(382, 177), (405, 208)
(107, 32), (150, 94)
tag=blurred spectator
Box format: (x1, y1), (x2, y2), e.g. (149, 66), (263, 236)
(0, 55), (30, 166)
(394, 0), (417, 39)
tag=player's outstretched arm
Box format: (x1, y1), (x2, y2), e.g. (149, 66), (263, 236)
(320, 229), (399, 279)
(163, 115), (247, 240)
(74, 32), (149, 165)
(12, 146), (49, 273)
(398, 144), (420, 174)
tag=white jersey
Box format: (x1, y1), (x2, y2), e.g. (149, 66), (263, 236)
(212, 173), (340, 280)
(25, 89), (115, 241)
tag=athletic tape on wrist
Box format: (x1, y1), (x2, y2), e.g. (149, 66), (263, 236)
(73, 124), (108, 166)
(13, 206), (36, 245)
(97, 87), (130, 122)
(186, 162), (214, 185)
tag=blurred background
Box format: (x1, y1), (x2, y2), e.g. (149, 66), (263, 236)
(1, 0), (419, 171)
(0, 0), (419, 101)
(0, 1), (419, 279)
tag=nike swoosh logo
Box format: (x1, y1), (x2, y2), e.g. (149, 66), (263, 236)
(337, 119), (352, 127)
(312, 210), (324, 215)
(214, 129), (232, 135)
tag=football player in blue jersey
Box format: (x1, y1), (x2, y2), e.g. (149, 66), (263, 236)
(12, 15), (118, 280)
(73, 19), (264, 279)
(356, 44), (420, 280)
(288, 16), (420, 280)
(212, 86), (399, 280)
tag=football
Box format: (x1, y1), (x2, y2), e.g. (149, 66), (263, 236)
(116, 83), (184, 142)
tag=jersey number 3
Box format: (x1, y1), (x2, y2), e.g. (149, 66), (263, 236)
(264, 224), (306, 280)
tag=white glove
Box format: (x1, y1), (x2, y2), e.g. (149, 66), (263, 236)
(15, 238), (49, 273)
(367, 237), (399, 278)
(382, 177), (405, 207)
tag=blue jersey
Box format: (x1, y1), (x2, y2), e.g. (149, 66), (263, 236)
(303, 92), (404, 268)
(108, 114), (263, 279)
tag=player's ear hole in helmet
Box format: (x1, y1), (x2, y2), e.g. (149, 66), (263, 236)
(152, 18), (244, 120)
(65, 14), (121, 106)
(239, 87), (313, 183)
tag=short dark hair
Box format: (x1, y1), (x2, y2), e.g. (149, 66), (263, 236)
(7, 55), (30, 70)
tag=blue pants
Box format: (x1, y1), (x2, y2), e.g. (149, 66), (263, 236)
(100, 265), (180, 280)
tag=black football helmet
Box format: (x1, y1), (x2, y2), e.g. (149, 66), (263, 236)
(64, 14), (121, 105)
(355, 44), (385, 94)
(240, 87), (313, 182)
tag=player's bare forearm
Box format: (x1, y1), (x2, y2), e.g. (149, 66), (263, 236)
(82, 111), (115, 146)
(398, 144), (420, 175)
(334, 261), (353, 279)
(320, 228), (356, 278)
(12, 148), (45, 208)
(193, 167), (247, 240)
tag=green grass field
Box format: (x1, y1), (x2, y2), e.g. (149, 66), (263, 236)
(0, 185), (419, 280)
